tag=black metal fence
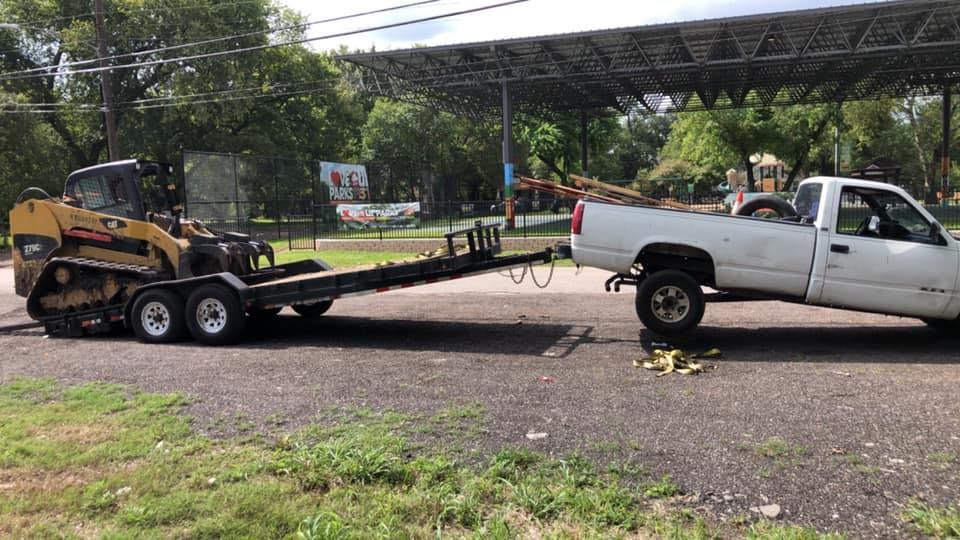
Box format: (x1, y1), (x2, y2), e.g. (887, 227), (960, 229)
(181, 150), (734, 249)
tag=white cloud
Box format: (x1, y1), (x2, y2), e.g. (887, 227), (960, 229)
(278, 0), (880, 53)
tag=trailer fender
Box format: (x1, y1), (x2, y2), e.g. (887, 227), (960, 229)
(124, 273), (252, 326)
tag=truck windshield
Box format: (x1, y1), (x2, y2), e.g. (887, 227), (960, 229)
(793, 182), (822, 222)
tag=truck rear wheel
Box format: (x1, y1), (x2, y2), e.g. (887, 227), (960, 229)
(131, 289), (186, 343)
(635, 270), (705, 337)
(185, 284), (246, 345)
(292, 300), (333, 318)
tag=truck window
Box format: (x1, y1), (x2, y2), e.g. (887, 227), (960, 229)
(836, 186), (935, 243)
(793, 182), (822, 222)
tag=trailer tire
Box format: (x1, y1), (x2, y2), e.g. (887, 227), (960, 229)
(293, 300), (333, 318)
(131, 289), (186, 343)
(185, 284), (246, 345)
(635, 270), (705, 337)
(735, 195), (797, 219)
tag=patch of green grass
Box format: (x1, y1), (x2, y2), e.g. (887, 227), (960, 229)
(268, 248), (419, 267)
(902, 500), (960, 538)
(754, 437), (808, 470)
(842, 454), (879, 477)
(755, 437), (808, 460)
(746, 521), (845, 539)
(0, 378), (832, 538)
(928, 451), (959, 469)
(644, 475), (681, 499)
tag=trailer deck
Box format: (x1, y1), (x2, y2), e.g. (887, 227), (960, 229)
(40, 222), (557, 344)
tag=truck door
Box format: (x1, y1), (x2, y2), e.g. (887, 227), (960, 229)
(817, 185), (959, 318)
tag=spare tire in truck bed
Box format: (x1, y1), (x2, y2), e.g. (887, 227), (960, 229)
(734, 195), (798, 219)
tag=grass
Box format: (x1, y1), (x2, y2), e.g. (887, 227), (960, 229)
(751, 437), (809, 478)
(902, 500), (960, 538)
(269, 248), (419, 267)
(0, 378), (846, 539)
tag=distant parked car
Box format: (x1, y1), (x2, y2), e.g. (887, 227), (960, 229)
(713, 181), (733, 194)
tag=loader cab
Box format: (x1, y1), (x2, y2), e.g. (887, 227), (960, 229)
(63, 160), (179, 222)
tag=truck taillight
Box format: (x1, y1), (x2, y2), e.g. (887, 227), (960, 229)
(571, 200), (585, 235)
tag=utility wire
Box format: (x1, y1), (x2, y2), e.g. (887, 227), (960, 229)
(4, 77), (342, 111)
(1, 82), (342, 113)
(1, 0), (452, 78)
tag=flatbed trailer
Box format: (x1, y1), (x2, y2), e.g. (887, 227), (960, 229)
(40, 222), (556, 345)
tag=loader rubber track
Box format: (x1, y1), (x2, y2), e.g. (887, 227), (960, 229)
(27, 257), (167, 337)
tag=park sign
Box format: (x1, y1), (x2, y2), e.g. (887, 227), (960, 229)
(320, 161), (370, 203)
(337, 202), (420, 230)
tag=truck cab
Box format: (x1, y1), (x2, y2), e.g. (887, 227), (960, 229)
(799, 177), (960, 319)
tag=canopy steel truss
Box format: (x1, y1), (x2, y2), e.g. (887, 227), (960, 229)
(338, 0), (960, 115)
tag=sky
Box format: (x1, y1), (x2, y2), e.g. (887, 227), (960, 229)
(278, 0), (888, 53)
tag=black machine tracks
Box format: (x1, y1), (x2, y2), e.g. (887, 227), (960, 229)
(27, 257), (165, 337)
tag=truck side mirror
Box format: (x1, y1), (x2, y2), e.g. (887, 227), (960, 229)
(929, 222), (943, 244)
(867, 215), (880, 234)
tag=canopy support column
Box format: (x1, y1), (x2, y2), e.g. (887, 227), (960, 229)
(580, 109), (589, 177)
(942, 84), (952, 199)
(502, 79), (515, 229)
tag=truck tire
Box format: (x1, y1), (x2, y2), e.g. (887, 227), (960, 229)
(922, 318), (960, 332)
(131, 289), (186, 343)
(292, 300), (333, 318)
(735, 195), (797, 219)
(635, 270), (705, 337)
(185, 284), (246, 345)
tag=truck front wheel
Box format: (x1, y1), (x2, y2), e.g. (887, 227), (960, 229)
(635, 270), (705, 337)
(185, 284), (246, 345)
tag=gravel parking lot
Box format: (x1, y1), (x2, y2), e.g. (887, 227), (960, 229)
(0, 264), (958, 537)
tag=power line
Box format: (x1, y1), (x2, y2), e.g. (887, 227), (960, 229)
(4, 77), (341, 111)
(1, 81), (344, 114)
(1, 0), (269, 28)
(1, 0), (453, 78)
(0, 0), (529, 82)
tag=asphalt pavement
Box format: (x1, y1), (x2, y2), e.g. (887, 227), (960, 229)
(0, 263), (958, 538)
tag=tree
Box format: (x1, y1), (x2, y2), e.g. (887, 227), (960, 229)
(769, 104), (838, 190)
(0, 0), (362, 170)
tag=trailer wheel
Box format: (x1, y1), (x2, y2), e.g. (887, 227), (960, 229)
(131, 289), (186, 343)
(185, 284), (246, 345)
(292, 300), (333, 318)
(635, 270), (705, 337)
(735, 195), (797, 219)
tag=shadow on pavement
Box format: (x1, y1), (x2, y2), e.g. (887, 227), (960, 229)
(239, 315), (596, 358)
(642, 325), (960, 363)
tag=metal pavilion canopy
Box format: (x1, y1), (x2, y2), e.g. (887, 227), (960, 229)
(338, 0), (960, 115)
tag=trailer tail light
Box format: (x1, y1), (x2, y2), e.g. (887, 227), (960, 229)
(571, 200), (585, 235)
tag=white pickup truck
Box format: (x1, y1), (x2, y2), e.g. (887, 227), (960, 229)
(570, 176), (960, 336)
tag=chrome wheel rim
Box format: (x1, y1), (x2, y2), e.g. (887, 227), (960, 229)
(650, 285), (690, 323)
(196, 298), (228, 334)
(141, 301), (171, 337)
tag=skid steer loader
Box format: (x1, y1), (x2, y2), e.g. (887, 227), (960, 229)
(9, 159), (275, 337)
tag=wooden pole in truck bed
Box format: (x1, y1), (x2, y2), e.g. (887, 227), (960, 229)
(569, 175), (693, 210)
